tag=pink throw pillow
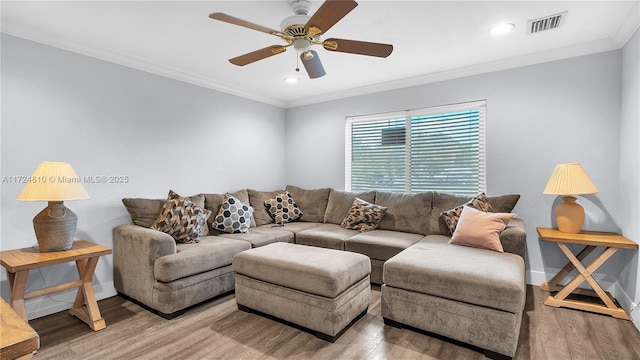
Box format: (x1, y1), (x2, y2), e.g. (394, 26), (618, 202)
(449, 206), (516, 252)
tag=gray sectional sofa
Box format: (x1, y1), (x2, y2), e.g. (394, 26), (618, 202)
(113, 185), (526, 358)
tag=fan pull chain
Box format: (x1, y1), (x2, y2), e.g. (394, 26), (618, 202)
(295, 50), (300, 72)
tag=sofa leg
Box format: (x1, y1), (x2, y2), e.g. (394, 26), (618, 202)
(117, 292), (186, 319)
(382, 317), (403, 329)
(157, 309), (186, 320)
(484, 349), (512, 360)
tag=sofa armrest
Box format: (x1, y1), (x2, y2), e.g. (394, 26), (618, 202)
(112, 224), (177, 306)
(499, 218), (527, 260)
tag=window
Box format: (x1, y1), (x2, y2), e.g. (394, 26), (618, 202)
(345, 100), (486, 195)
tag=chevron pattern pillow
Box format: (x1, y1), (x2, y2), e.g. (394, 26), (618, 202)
(341, 197), (388, 232)
(440, 192), (494, 235)
(151, 190), (212, 243)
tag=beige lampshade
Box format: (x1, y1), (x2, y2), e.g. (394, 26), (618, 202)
(17, 162), (89, 201)
(543, 163), (599, 195)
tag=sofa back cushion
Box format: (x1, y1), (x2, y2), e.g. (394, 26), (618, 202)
(285, 185), (331, 223)
(374, 191), (432, 235)
(247, 189), (285, 226)
(323, 189), (376, 225)
(432, 192), (521, 235)
(203, 190), (253, 230)
(487, 194), (521, 213)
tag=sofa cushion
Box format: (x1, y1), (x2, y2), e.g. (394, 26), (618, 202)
(450, 206), (516, 252)
(248, 189), (284, 226)
(295, 223), (359, 250)
(375, 191), (432, 235)
(383, 235), (525, 314)
(212, 194), (253, 234)
(219, 226), (294, 248)
(487, 194), (521, 213)
(150, 191), (212, 243)
(440, 192), (493, 235)
(285, 185), (331, 223)
(265, 191), (303, 224)
(123, 193), (206, 232)
(341, 198), (387, 232)
(323, 189), (376, 225)
(258, 222), (322, 234)
(154, 236), (251, 282)
(346, 230), (424, 261)
(233, 242), (370, 298)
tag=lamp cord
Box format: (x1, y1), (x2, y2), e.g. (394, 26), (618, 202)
(37, 268), (74, 305)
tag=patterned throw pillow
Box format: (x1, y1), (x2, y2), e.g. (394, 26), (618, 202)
(341, 198), (388, 232)
(264, 191), (303, 224)
(213, 193), (254, 234)
(151, 190), (212, 244)
(440, 192), (494, 235)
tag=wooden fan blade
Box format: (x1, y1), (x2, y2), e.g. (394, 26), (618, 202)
(229, 46), (287, 66)
(301, 50), (326, 79)
(323, 38), (393, 58)
(304, 0), (358, 35)
(210, 12), (284, 37)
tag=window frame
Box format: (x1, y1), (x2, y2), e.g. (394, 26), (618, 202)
(345, 100), (486, 195)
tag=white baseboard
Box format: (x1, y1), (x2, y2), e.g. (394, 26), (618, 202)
(24, 281), (117, 320)
(527, 270), (640, 331)
(614, 282), (640, 331)
(631, 305), (640, 331)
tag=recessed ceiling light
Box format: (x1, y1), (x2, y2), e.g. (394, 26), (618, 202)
(490, 23), (515, 36)
(284, 77), (299, 84)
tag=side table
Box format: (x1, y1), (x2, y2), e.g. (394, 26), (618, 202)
(0, 240), (112, 330)
(0, 298), (39, 360)
(537, 227), (638, 319)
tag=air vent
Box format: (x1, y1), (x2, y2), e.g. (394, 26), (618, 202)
(527, 11), (567, 34)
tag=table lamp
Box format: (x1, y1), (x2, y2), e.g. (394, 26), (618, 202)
(17, 162), (89, 252)
(543, 163), (599, 233)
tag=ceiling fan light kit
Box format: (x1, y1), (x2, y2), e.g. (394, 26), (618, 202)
(209, 0), (393, 79)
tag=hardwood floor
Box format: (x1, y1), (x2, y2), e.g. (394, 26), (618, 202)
(28, 285), (640, 359)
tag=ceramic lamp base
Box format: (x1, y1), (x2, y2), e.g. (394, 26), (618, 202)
(555, 196), (584, 234)
(33, 201), (77, 252)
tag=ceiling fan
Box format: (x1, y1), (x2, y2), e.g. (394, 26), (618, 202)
(209, 0), (393, 79)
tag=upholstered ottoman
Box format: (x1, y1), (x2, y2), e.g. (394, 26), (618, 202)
(381, 236), (526, 358)
(233, 242), (371, 342)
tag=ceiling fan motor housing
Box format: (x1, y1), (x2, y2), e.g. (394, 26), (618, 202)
(289, 0), (312, 15)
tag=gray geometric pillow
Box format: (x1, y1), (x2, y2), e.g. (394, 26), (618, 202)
(213, 193), (254, 234)
(151, 190), (212, 243)
(440, 192), (494, 235)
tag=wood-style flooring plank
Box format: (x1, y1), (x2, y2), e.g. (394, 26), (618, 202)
(26, 286), (640, 360)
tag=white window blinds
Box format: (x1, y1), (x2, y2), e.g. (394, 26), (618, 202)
(346, 100), (486, 195)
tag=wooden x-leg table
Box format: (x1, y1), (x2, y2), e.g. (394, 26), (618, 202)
(0, 240), (112, 331)
(537, 227), (638, 319)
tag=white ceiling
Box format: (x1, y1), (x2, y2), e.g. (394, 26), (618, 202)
(2, 1), (638, 108)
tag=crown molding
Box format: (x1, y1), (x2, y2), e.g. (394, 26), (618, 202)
(2, 18), (631, 110)
(1, 21), (287, 108)
(613, 2), (640, 47)
(284, 38), (623, 108)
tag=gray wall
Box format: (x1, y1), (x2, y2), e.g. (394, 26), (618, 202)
(2, 30), (638, 326)
(619, 29), (640, 325)
(286, 49), (637, 314)
(0, 34), (287, 319)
